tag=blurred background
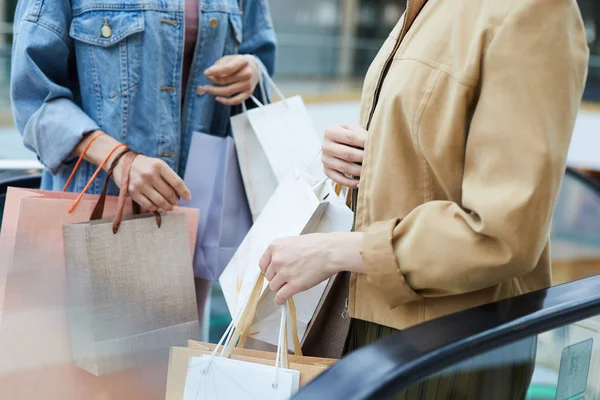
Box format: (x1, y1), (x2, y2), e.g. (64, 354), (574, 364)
(0, 0), (600, 343)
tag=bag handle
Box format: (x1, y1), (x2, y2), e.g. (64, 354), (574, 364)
(90, 149), (161, 233)
(214, 274), (303, 362)
(203, 275), (303, 390)
(241, 57), (288, 112)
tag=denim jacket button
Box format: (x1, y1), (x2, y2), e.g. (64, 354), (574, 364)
(101, 18), (112, 38)
(209, 18), (218, 28)
(195, 86), (206, 96)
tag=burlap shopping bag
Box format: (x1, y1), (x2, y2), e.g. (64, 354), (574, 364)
(63, 151), (200, 376)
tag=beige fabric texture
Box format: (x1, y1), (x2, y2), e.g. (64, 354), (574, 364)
(350, 0), (590, 330)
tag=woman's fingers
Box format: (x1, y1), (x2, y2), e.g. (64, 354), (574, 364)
(322, 140), (364, 164)
(274, 284), (296, 306)
(324, 168), (360, 188)
(205, 55), (248, 80)
(143, 187), (173, 212)
(325, 125), (367, 148)
(268, 272), (287, 294)
(205, 65), (253, 86)
(152, 176), (179, 207)
(129, 188), (157, 212)
(159, 163), (192, 201)
(203, 80), (251, 98)
(216, 91), (252, 106)
(322, 153), (362, 177)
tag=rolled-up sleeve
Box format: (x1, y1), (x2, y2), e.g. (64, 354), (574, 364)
(11, 5), (99, 172)
(361, 0), (590, 308)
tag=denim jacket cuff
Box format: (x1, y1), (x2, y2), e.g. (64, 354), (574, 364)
(22, 98), (100, 174)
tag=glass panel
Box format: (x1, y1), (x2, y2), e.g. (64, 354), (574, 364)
(551, 173), (600, 284)
(392, 316), (600, 400)
(578, 0), (600, 102)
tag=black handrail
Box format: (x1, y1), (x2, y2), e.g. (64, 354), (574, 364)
(0, 170), (41, 194)
(295, 275), (600, 399)
(565, 166), (600, 195)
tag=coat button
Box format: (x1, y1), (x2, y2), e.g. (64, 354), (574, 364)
(196, 86), (206, 96)
(209, 18), (218, 28)
(101, 18), (112, 38)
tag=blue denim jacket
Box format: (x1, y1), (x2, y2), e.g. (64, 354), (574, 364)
(10, 0), (276, 195)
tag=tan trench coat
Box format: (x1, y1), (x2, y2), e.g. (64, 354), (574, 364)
(350, 0), (589, 331)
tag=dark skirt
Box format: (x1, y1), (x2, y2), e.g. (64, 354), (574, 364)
(344, 319), (536, 400)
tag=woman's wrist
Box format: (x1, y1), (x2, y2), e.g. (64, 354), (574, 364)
(327, 232), (366, 275)
(75, 131), (124, 171)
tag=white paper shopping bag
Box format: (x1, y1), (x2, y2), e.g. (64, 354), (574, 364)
(183, 356), (299, 400)
(181, 281), (301, 400)
(231, 64), (322, 221)
(219, 167), (353, 350)
(249, 181), (353, 351)
(219, 171), (328, 317)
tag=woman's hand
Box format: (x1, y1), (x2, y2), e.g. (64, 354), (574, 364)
(203, 55), (260, 105)
(259, 232), (365, 305)
(75, 132), (191, 212)
(112, 154), (191, 212)
(322, 125), (368, 188)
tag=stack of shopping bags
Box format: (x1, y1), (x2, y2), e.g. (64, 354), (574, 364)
(0, 64), (352, 399)
(170, 64), (354, 399)
(0, 150), (201, 399)
(166, 275), (337, 400)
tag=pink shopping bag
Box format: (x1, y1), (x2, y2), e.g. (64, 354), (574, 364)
(0, 187), (199, 399)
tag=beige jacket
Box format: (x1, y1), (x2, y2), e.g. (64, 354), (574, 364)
(351, 0), (589, 330)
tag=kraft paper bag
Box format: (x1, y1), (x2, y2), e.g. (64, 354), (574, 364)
(219, 165), (353, 351)
(0, 187), (199, 399)
(181, 132), (252, 281)
(231, 63), (322, 221)
(166, 276), (335, 400)
(64, 213), (200, 376)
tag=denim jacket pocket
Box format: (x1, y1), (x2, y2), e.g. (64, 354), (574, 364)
(69, 10), (145, 99)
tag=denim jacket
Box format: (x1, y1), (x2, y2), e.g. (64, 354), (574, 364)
(10, 0), (276, 195)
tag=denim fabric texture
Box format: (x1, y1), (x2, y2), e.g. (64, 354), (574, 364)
(11, 0), (276, 195)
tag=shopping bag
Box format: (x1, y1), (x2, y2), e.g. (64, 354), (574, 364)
(181, 132), (252, 281)
(219, 162), (353, 350)
(0, 181), (199, 395)
(63, 151), (200, 376)
(166, 275), (335, 400)
(231, 63), (322, 221)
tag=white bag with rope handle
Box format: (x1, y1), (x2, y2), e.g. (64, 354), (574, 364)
(231, 60), (323, 221)
(182, 275), (301, 400)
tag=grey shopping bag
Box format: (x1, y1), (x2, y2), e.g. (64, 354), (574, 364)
(181, 132), (252, 281)
(63, 151), (200, 376)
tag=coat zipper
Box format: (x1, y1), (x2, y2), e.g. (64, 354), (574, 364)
(351, 0), (413, 227)
(365, 0), (411, 131)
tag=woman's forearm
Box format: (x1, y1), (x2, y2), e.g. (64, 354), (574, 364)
(73, 131), (124, 172)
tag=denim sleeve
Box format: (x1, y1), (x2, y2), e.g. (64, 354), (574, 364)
(239, 0), (277, 104)
(10, 1), (100, 172)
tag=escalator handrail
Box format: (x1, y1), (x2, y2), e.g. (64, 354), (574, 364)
(566, 166), (600, 195)
(294, 274), (600, 399)
(0, 171), (41, 194)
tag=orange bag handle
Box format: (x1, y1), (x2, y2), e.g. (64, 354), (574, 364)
(67, 143), (127, 213)
(62, 132), (106, 192)
(89, 149), (162, 233)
